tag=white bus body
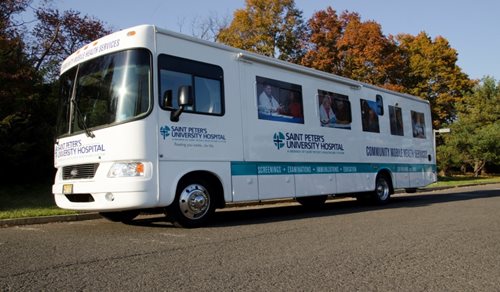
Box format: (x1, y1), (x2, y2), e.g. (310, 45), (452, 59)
(53, 25), (436, 227)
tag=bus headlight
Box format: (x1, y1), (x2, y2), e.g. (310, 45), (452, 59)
(108, 162), (145, 178)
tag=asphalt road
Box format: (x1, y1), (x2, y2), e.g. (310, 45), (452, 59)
(1, 184), (499, 291)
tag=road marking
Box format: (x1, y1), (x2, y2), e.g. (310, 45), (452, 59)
(160, 233), (186, 238)
(15, 227), (46, 232)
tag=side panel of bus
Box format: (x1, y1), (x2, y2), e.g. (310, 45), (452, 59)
(236, 59), (435, 201)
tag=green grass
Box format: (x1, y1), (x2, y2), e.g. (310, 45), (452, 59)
(0, 183), (76, 220)
(425, 175), (500, 188)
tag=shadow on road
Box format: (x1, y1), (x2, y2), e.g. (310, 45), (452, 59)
(129, 187), (500, 228)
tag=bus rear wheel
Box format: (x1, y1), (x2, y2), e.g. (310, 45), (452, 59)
(166, 180), (215, 228)
(373, 175), (391, 204)
(356, 174), (392, 205)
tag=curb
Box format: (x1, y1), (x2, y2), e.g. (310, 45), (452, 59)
(0, 213), (101, 228)
(1, 183), (497, 228)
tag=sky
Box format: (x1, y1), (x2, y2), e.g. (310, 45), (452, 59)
(48, 0), (499, 81)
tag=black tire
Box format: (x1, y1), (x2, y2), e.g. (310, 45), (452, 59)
(166, 179), (215, 228)
(296, 195), (328, 208)
(372, 174), (391, 204)
(100, 210), (140, 223)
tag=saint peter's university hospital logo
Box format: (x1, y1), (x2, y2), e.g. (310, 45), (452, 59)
(273, 132), (285, 150)
(160, 125), (170, 140)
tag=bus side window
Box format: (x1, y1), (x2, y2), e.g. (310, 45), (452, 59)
(411, 111), (426, 138)
(360, 99), (380, 133)
(256, 76), (304, 124)
(158, 54), (224, 116)
(389, 105), (404, 136)
(318, 89), (351, 130)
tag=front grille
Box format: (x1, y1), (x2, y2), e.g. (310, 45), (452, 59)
(62, 163), (99, 180)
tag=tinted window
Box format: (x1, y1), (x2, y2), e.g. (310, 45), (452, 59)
(360, 99), (380, 133)
(256, 76), (304, 124)
(389, 105), (404, 136)
(159, 54), (224, 115)
(411, 111), (426, 138)
(318, 90), (352, 130)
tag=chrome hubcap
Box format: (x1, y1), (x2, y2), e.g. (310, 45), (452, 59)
(376, 178), (390, 201)
(179, 184), (210, 220)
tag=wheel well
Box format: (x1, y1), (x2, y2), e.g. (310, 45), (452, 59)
(178, 171), (225, 209)
(377, 169), (394, 194)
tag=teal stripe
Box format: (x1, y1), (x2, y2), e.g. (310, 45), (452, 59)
(231, 162), (257, 176)
(231, 161), (436, 176)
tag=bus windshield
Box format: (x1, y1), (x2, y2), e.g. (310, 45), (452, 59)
(57, 49), (151, 137)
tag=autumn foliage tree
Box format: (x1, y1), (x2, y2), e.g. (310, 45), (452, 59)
(336, 12), (405, 89)
(302, 7), (406, 91)
(217, 0), (306, 62)
(300, 7), (343, 73)
(396, 33), (474, 128)
(300, 7), (474, 127)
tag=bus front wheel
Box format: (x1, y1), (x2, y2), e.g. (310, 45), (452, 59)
(166, 180), (215, 228)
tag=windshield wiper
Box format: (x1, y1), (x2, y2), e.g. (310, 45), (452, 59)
(71, 99), (95, 138)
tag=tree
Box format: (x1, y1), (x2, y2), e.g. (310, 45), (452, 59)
(217, 0), (306, 62)
(301, 7), (405, 91)
(303, 8), (473, 125)
(30, 7), (111, 81)
(336, 12), (404, 89)
(0, 0), (36, 118)
(439, 77), (500, 176)
(0, 2), (111, 183)
(0, 0), (43, 183)
(396, 33), (474, 128)
(190, 12), (230, 42)
(300, 7), (343, 73)
(0, 0), (31, 32)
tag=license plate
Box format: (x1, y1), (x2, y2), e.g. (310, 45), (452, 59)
(63, 184), (73, 194)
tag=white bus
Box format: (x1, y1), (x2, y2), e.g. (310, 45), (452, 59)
(53, 25), (436, 227)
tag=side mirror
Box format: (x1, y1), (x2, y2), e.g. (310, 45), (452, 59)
(170, 85), (193, 122)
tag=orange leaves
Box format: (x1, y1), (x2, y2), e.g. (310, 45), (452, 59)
(303, 7), (402, 88)
(218, 0), (306, 61)
(219, 2), (473, 127)
(396, 32), (474, 127)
